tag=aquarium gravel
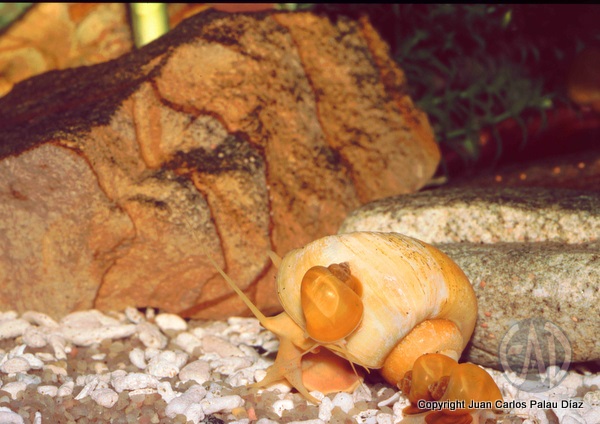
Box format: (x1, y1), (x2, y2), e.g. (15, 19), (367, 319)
(0, 309), (597, 423)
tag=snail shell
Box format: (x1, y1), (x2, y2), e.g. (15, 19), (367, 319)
(210, 231), (479, 402)
(276, 232), (477, 370)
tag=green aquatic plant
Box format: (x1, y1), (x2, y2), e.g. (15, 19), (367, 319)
(387, 4), (556, 169)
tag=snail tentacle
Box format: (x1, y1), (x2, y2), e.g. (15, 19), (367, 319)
(205, 252), (270, 324)
(267, 250), (282, 268)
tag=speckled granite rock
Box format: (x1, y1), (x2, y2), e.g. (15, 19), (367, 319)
(340, 188), (600, 367)
(440, 241), (599, 367)
(340, 187), (600, 244)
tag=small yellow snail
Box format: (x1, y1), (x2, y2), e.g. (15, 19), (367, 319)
(400, 353), (503, 423)
(209, 231), (481, 404)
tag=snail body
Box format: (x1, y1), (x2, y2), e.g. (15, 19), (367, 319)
(213, 232), (479, 403)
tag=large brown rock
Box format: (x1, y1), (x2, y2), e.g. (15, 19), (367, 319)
(0, 11), (439, 319)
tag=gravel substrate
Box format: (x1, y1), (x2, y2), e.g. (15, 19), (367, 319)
(0, 309), (597, 423)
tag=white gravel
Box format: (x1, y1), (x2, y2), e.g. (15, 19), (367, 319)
(0, 406), (25, 424)
(0, 308), (596, 423)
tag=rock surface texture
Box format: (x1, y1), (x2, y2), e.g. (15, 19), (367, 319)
(340, 187), (600, 367)
(0, 11), (439, 319)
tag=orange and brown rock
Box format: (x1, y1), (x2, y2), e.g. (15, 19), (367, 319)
(0, 11), (439, 319)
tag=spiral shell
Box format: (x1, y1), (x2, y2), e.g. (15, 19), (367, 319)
(208, 231), (481, 402)
(276, 232), (477, 369)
